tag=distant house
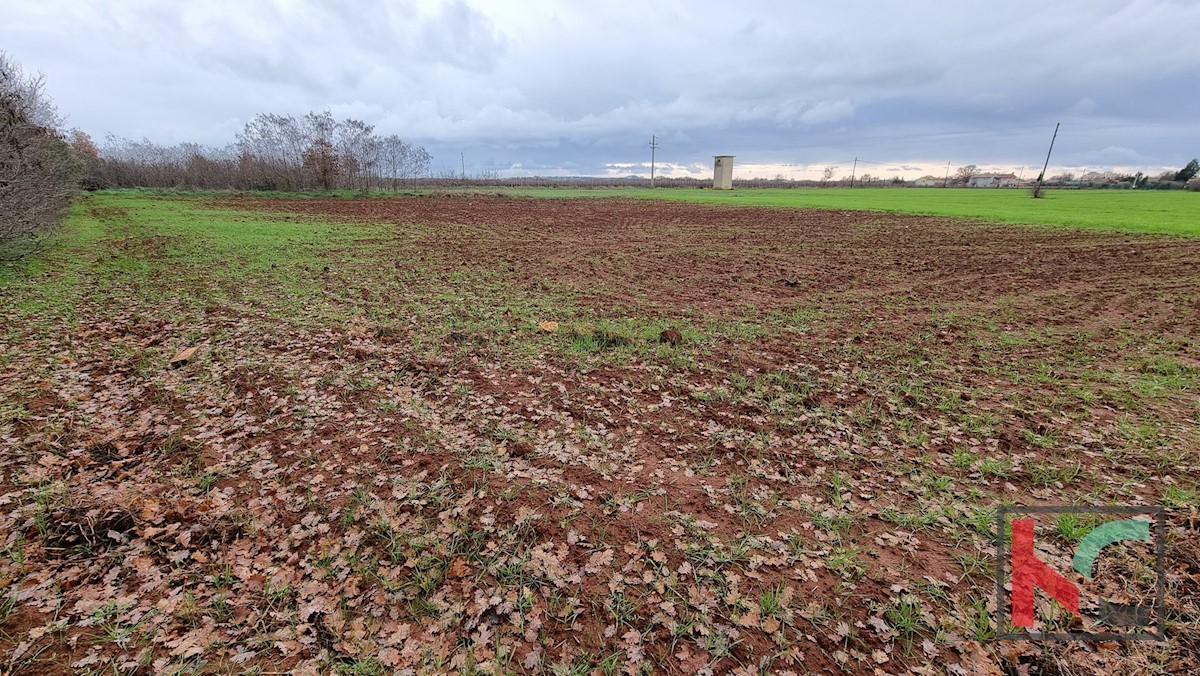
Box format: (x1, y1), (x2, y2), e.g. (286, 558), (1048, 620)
(912, 175), (943, 187)
(968, 173), (1019, 188)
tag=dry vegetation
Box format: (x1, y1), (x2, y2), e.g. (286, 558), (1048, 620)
(1, 193), (1198, 674)
(0, 52), (80, 261)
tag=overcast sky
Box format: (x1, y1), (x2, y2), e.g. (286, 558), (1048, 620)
(5, 0), (1198, 179)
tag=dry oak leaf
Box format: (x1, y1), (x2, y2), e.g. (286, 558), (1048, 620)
(585, 549), (615, 574)
(537, 320), (559, 333)
(169, 345), (199, 366)
(448, 557), (470, 578)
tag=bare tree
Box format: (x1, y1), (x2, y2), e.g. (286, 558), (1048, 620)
(379, 134), (431, 190)
(237, 113), (309, 190)
(405, 145), (431, 185)
(821, 166), (836, 185)
(302, 138), (340, 190)
(1, 52), (80, 261)
(69, 130), (102, 189)
(380, 135), (404, 191)
(335, 117), (374, 191)
(1078, 170), (1119, 184)
(954, 164), (980, 184)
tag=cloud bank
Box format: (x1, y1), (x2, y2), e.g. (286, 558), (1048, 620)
(4, 0), (1197, 178)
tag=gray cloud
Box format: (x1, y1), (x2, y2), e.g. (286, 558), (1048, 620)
(3, 0), (1197, 178)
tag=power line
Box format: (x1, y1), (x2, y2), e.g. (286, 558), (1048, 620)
(826, 158), (886, 166)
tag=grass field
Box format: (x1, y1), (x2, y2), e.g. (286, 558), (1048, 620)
(505, 187), (1200, 237)
(1, 192), (1198, 673)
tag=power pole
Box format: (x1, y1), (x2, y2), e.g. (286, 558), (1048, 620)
(649, 135), (659, 188)
(1032, 123), (1060, 198)
(850, 157), (857, 188)
(460, 152), (466, 181)
(943, 160), (951, 188)
(1036, 122), (1060, 185)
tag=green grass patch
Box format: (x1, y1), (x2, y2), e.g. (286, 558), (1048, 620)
(502, 187), (1200, 237)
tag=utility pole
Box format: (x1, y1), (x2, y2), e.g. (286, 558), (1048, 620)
(943, 160), (952, 188)
(1032, 123), (1060, 198)
(649, 135), (659, 188)
(460, 152), (466, 181)
(850, 157), (857, 188)
(1036, 122), (1060, 185)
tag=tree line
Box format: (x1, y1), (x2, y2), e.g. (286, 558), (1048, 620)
(3, 51), (438, 258)
(1038, 162), (1199, 190)
(73, 110), (432, 192)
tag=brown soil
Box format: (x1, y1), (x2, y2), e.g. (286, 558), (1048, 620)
(217, 194), (1200, 327)
(3, 195), (1197, 675)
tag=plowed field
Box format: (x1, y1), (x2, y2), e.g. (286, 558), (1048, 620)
(2, 193), (1197, 674)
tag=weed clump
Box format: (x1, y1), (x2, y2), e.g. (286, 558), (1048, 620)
(568, 322), (633, 353)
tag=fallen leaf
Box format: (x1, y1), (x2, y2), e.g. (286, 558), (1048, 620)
(448, 557), (470, 578)
(170, 346), (199, 366)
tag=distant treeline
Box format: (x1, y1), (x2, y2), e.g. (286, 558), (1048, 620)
(1039, 165), (1200, 191)
(409, 172), (1200, 190)
(405, 174), (1200, 190)
(72, 110), (432, 192)
(412, 176), (899, 189)
(66, 110), (1200, 194)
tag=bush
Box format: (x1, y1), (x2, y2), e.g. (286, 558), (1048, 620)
(1187, 178), (1200, 192)
(1, 52), (80, 261)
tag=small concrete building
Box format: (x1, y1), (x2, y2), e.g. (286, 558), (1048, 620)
(713, 155), (734, 189)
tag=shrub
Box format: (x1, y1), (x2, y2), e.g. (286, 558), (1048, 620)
(1, 52), (80, 261)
